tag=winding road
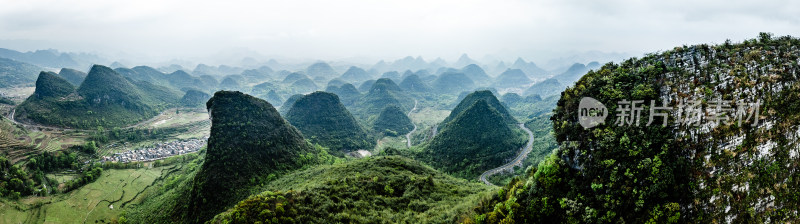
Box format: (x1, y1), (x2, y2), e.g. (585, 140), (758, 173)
(405, 100), (418, 148)
(479, 123), (534, 186)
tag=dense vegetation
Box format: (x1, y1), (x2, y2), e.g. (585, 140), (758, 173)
(16, 65), (181, 129)
(57, 68), (87, 86)
(353, 78), (412, 117)
(399, 74), (433, 92)
(286, 91), (373, 151)
(372, 105), (414, 136)
(188, 91), (324, 223)
(31, 71), (75, 99)
(179, 89), (210, 107)
(324, 83), (361, 106)
(441, 90), (517, 126)
(210, 156), (491, 223)
(470, 33), (800, 223)
(422, 99), (526, 179)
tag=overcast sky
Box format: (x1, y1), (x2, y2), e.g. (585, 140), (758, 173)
(0, 0), (798, 66)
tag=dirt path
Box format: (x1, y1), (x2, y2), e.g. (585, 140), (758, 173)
(479, 123), (534, 186)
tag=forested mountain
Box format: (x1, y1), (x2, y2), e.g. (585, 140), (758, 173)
(290, 78), (319, 93)
(493, 68), (531, 88)
(381, 71), (401, 82)
(57, 68), (87, 86)
(358, 79), (377, 92)
(523, 78), (565, 97)
(179, 89), (210, 107)
(282, 72), (309, 84)
(440, 90), (517, 126)
(188, 91), (319, 223)
(279, 94), (303, 115)
(432, 72), (475, 94)
(372, 105), (414, 136)
(16, 65), (180, 128)
(461, 64), (492, 84)
(324, 83), (361, 106)
(354, 78), (412, 116)
(31, 71), (74, 99)
(165, 70), (217, 91)
(0, 48), (82, 68)
(339, 66), (371, 83)
(306, 62), (338, 78)
(553, 62), (600, 85)
(0, 57), (42, 87)
(326, 78), (346, 87)
(286, 91), (373, 151)
(470, 33), (800, 223)
(510, 57), (547, 78)
(265, 90), (283, 107)
(422, 99), (526, 178)
(218, 76), (241, 90)
(399, 74), (432, 92)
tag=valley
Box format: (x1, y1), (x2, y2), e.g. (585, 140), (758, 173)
(0, 33), (798, 224)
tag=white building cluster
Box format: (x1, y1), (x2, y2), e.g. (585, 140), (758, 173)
(103, 138), (206, 163)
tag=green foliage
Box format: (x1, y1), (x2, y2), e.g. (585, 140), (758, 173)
(352, 78), (414, 119)
(399, 74), (432, 92)
(372, 105), (414, 136)
(324, 83), (361, 106)
(16, 65), (180, 129)
(470, 34), (800, 223)
(286, 91), (374, 151)
(422, 99), (526, 179)
(179, 89), (210, 107)
(441, 90), (517, 127)
(210, 156), (491, 224)
(0, 96), (15, 105)
(188, 91), (318, 223)
(124, 153), (205, 224)
(57, 68), (87, 86)
(279, 94), (303, 115)
(27, 151), (78, 172)
(432, 72), (475, 94)
(32, 71), (75, 99)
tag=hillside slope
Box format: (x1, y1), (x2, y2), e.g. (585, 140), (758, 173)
(188, 91), (319, 223)
(210, 156), (490, 223)
(286, 91), (373, 151)
(423, 99), (526, 179)
(470, 34), (800, 223)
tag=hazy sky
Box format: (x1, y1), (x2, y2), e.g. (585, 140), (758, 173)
(1, 0), (798, 65)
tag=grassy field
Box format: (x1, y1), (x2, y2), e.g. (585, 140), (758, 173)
(147, 108), (208, 129)
(0, 167), (170, 224)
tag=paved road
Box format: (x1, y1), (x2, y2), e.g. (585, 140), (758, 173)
(405, 100), (418, 148)
(479, 123), (535, 186)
